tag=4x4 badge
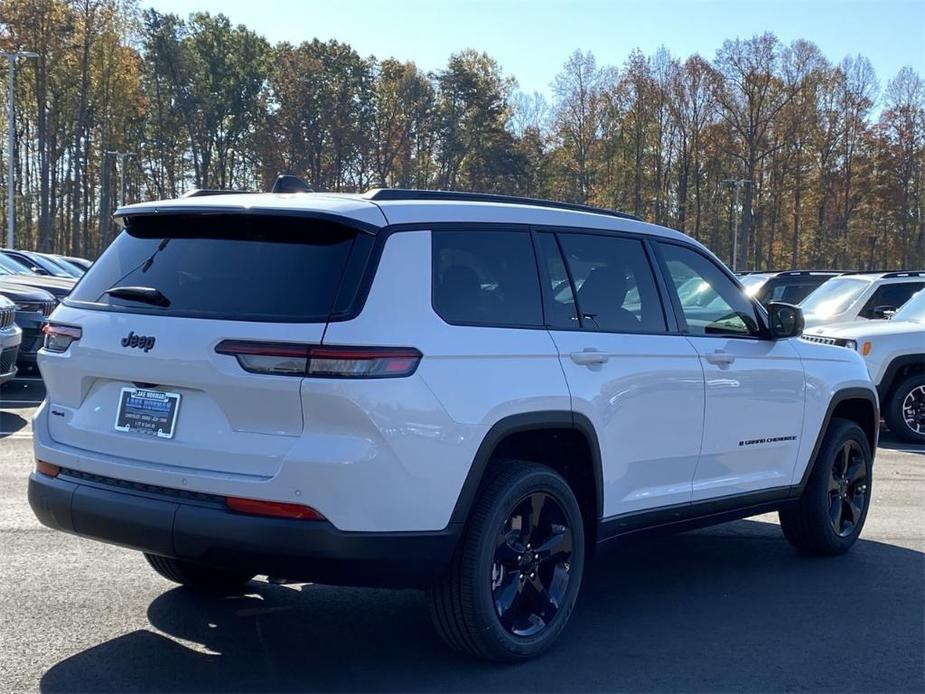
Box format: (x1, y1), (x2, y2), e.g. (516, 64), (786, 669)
(121, 331), (156, 352)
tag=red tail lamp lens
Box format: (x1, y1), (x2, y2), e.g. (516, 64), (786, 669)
(215, 341), (421, 378)
(226, 496), (325, 521)
(42, 323), (82, 353)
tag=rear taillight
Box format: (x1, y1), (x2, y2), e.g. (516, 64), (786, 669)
(215, 341), (421, 378)
(42, 323), (82, 352)
(226, 496), (325, 520)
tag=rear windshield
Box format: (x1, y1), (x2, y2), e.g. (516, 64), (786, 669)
(68, 214), (365, 322)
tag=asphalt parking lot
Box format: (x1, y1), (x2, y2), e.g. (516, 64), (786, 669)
(1, 370), (923, 693)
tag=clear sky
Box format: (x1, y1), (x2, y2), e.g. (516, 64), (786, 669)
(147, 0), (924, 102)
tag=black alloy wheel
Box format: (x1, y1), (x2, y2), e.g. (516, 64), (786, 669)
(491, 492), (574, 637)
(827, 440), (869, 537)
(428, 460), (585, 661)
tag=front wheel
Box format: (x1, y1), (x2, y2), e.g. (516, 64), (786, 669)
(779, 418), (872, 555)
(428, 461), (585, 661)
(884, 374), (925, 444)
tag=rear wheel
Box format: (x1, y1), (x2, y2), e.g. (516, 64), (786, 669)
(884, 374), (925, 444)
(144, 553), (255, 594)
(779, 418), (872, 555)
(428, 461), (585, 661)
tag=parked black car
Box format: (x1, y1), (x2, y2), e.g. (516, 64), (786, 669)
(738, 270), (841, 307)
(0, 282), (56, 364)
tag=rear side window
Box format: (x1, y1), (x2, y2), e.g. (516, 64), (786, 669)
(68, 214), (364, 322)
(432, 230), (542, 327)
(557, 233), (666, 333)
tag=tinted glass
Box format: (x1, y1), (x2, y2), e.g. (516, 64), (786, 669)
(860, 281), (925, 317)
(432, 230), (542, 327)
(534, 233), (579, 329)
(557, 234), (666, 333)
(0, 253), (35, 275)
(20, 251), (72, 278)
(660, 243), (760, 336)
(68, 215), (360, 322)
(765, 279), (822, 305)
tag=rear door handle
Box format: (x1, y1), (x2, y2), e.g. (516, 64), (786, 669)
(570, 349), (609, 366)
(705, 350), (735, 366)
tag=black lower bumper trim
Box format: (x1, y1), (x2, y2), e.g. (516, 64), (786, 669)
(28, 472), (461, 588)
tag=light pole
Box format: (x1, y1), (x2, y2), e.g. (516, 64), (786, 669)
(105, 151), (135, 207)
(3, 50), (38, 249)
(724, 178), (752, 272)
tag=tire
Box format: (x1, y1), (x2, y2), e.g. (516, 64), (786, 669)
(779, 418), (872, 555)
(427, 461), (585, 662)
(144, 553), (255, 594)
(884, 373), (925, 444)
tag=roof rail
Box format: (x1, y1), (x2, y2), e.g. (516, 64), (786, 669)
(775, 270), (841, 276)
(363, 188), (642, 221)
(882, 270), (925, 278)
(181, 188), (254, 198)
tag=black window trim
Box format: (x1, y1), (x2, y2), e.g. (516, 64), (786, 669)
(651, 239), (772, 341)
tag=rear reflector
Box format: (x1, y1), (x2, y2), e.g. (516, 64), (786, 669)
(42, 323), (82, 353)
(226, 496), (325, 520)
(215, 341), (421, 378)
(35, 460), (60, 477)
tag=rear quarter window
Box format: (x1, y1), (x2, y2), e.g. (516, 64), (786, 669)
(68, 214), (366, 322)
(432, 230), (543, 327)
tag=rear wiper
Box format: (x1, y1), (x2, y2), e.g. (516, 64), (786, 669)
(102, 286), (171, 308)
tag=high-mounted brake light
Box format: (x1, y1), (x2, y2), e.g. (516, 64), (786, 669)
(42, 323), (82, 353)
(215, 341), (422, 378)
(226, 496), (325, 520)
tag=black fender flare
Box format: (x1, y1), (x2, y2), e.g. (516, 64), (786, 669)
(794, 387), (879, 493)
(448, 411), (604, 526)
(876, 354), (925, 401)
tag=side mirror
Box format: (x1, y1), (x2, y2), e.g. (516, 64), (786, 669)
(870, 305), (897, 319)
(768, 302), (804, 339)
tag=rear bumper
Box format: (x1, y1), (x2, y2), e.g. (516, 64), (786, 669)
(28, 470), (461, 588)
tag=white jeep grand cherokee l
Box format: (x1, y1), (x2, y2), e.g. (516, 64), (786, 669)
(29, 183), (879, 661)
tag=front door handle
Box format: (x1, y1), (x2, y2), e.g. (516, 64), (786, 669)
(570, 349), (609, 366)
(705, 350), (735, 366)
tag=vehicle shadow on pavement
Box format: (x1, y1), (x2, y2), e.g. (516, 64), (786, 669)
(40, 519), (924, 693)
(877, 431), (925, 455)
(0, 411), (27, 437)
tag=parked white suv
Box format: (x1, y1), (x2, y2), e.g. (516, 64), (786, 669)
(805, 289), (925, 443)
(800, 271), (925, 328)
(29, 183), (880, 661)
